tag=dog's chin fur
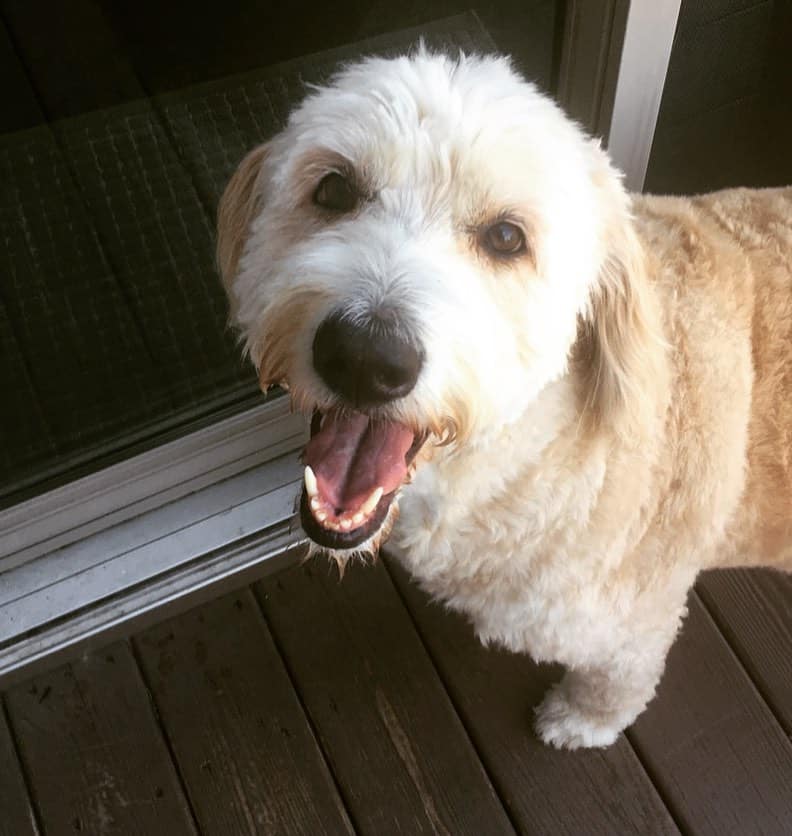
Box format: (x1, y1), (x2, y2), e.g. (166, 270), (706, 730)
(303, 497), (400, 575)
(218, 48), (792, 749)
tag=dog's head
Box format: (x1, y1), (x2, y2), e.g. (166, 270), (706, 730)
(217, 50), (658, 557)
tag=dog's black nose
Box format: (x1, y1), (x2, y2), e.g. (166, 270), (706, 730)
(312, 311), (423, 407)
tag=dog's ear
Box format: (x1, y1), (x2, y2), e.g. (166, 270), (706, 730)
(216, 144), (269, 297)
(577, 154), (666, 439)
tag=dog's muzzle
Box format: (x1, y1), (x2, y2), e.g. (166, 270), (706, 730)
(301, 311), (426, 550)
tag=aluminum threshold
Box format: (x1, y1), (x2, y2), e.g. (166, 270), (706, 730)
(0, 398), (308, 686)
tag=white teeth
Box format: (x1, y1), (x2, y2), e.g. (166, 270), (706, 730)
(360, 486), (383, 516)
(307, 477), (384, 531)
(304, 466), (318, 498)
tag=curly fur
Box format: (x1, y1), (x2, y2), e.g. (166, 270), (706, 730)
(217, 49), (792, 749)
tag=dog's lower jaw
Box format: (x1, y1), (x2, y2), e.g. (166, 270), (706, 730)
(303, 539), (375, 578)
(304, 496), (401, 575)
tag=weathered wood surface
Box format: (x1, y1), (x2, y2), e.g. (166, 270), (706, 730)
(5, 642), (198, 836)
(698, 568), (792, 733)
(630, 594), (792, 836)
(257, 559), (517, 836)
(135, 590), (354, 836)
(0, 700), (39, 836)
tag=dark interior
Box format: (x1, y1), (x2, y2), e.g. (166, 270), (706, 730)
(646, 0), (792, 193)
(0, 1), (556, 507)
(0, 0), (789, 506)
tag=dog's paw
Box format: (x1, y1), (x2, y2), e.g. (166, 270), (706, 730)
(534, 685), (622, 750)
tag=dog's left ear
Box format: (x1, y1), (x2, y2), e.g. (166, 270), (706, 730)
(216, 144), (270, 304)
(577, 147), (665, 439)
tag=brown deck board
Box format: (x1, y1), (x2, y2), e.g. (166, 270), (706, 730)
(385, 555), (680, 836)
(698, 568), (792, 734)
(134, 589), (354, 836)
(2, 561), (792, 834)
(0, 700), (39, 836)
(256, 558), (517, 836)
(4, 642), (198, 836)
(630, 594), (792, 836)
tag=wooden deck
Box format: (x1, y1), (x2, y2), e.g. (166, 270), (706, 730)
(3, 4), (792, 833)
(3, 555), (791, 836)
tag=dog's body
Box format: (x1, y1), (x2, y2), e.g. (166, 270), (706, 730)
(393, 186), (792, 746)
(218, 50), (792, 748)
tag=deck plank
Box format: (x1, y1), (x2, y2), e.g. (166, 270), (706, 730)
(256, 558), (517, 836)
(134, 589), (354, 836)
(4, 642), (197, 836)
(0, 700), (39, 836)
(698, 568), (792, 733)
(630, 594), (792, 836)
(385, 556), (680, 836)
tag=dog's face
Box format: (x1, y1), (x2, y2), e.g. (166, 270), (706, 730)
(218, 51), (646, 557)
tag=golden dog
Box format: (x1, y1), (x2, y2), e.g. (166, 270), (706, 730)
(217, 50), (792, 747)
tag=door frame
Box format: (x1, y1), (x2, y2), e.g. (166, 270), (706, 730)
(558, 0), (681, 190)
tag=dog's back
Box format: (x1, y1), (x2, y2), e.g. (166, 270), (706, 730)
(635, 187), (792, 569)
(719, 188), (792, 566)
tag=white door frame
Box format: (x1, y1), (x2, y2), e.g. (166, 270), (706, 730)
(558, 0), (681, 191)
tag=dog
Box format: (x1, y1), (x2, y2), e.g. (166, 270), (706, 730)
(216, 49), (792, 749)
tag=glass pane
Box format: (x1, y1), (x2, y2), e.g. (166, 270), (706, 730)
(0, 1), (558, 506)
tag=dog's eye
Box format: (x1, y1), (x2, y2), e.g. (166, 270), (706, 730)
(484, 221), (526, 256)
(313, 172), (358, 212)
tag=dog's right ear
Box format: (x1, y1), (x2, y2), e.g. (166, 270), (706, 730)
(216, 144), (269, 297)
(576, 144), (667, 442)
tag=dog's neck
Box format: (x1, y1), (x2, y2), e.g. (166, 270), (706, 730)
(404, 374), (581, 511)
(396, 239), (672, 561)
(394, 360), (668, 587)
(402, 307), (670, 531)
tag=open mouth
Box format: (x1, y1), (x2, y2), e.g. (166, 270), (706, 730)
(300, 410), (426, 550)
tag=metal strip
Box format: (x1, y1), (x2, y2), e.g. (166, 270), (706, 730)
(0, 394), (309, 683)
(0, 524), (305, 688)
(0, 396), (307, 572)
(0, 465), (299, 637)
(0, 449), (306, 683)
(606, 0), (681, 191)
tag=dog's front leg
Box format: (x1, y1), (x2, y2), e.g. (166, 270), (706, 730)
(533, 667), (656, 749)
(534, 659), (663, 749)
(533, 619), (681, 750)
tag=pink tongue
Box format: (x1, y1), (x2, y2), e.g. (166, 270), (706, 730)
(304, 413), (415, 512)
